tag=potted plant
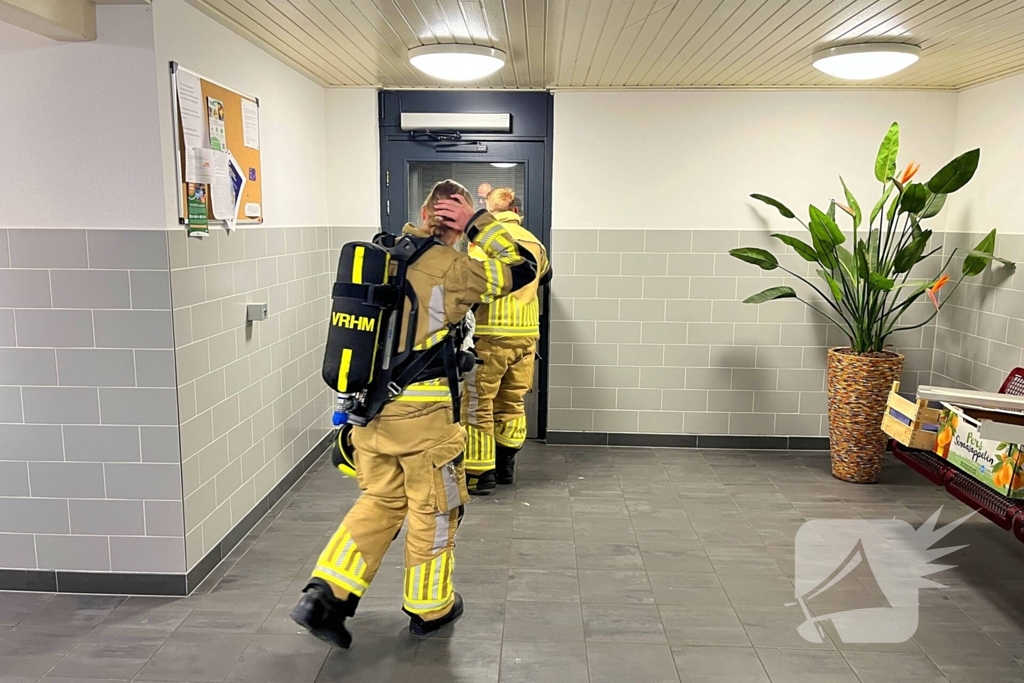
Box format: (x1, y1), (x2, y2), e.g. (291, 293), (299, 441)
(731, 122), (1013, 484)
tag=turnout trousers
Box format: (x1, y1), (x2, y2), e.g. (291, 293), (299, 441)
(311, 400), (469, 620)
(463, 336), (536, 475)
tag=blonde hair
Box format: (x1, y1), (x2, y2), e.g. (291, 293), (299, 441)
(486, 187), (516, 213)
(422, 179), (473, 241)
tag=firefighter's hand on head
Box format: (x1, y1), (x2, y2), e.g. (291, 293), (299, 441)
(434, 194), (475, 233)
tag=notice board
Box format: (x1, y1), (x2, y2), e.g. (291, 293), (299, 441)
(171, 62), (263, 228)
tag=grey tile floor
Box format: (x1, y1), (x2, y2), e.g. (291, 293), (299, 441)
(3, 443), (1024, 683)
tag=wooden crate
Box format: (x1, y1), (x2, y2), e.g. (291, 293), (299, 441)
(881, 381), (943, 451)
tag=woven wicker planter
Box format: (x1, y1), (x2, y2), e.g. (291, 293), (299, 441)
(826, 348), (905, 484)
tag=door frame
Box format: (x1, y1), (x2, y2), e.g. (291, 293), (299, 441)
(378, 91), (554, 439)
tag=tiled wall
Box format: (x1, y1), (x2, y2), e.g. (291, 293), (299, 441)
(932, 232), (1024, 391)
(0, 228), (185, 574)
(547, 229), (938, 438)
(169, 226), (346, 570)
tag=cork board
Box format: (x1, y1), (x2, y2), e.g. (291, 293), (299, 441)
(171, 63), (263, 224)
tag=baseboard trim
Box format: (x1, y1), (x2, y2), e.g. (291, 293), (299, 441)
(546, 431), (830, 451)
(0, 430), (334, 596)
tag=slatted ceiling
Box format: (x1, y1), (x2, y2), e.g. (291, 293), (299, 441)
(190, 0), (1024, 88)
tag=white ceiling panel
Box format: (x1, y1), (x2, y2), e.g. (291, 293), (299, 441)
(188, 0), (1024, 88)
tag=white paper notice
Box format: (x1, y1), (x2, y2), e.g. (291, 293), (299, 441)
(245, 203), (262, 218)
(176, 69), (206, 150)
(211, 150), (234, 226)
(187, 147), (215, 184)
(241, 99), (260, 150)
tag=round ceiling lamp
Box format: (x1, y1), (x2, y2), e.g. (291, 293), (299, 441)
(409, 44), (506, 82)
(812, 43), (920, 80)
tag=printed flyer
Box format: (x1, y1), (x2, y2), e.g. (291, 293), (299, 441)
(208, 97), (226, 152)
(187, 182), (210, 237)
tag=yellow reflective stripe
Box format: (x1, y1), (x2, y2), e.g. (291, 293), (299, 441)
(496, 415), (528, 447)
(336, 347), (352, 392)
(352, 246), (364, 285)
(413, 328), (449, 351)
(403, 552), (454, 614)
(312, 566), (369, 597)
(396, 378), (451, 403)
(475, 222), (503, 249)
(482, 260), (503, 303)
(465, 425), (495, 472)
(475, 324), (540, 337)
(314, 525), (369, 597)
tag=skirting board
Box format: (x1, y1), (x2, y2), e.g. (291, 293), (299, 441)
(0, 431), (335, 596)
(546, 431), (830, 451)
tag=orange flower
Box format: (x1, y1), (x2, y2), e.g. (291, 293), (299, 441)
(927, 273), (951, 310)
(900, 160), (921, 185)
(836, 202), (855, 217)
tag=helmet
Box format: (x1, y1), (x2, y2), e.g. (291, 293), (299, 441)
(330, 424), (357, 478)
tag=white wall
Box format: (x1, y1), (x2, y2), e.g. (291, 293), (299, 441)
(948, 73), (1024, 235)
(325, 89), (380, 229)
(0, 5), (165, 229)
(152, 0), (327, 229)
(553, 90), (959, 231)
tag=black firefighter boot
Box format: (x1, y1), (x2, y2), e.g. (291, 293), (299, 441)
(290, 578), (359, 649)
(405, 592), (465, 637)
(495, 445), (519, 486)
(467, 471), (496, 495)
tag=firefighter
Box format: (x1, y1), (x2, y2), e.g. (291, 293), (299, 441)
(463, 188), (550, 494)
(291, 181), (537, 648)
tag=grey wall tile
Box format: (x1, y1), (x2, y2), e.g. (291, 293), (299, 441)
(755, 346), (804, 369)
(187, 232), (220, 267)
(597, 276), (642, 299)
(598, 230), (640, 253)
(191, 300), (224, 340)
(170, 267), (206, 308)
(664, 300), (712, 322)
(570, 388), (612, 413)
(50, 270), (131, 309)
(664, 345), (709, 367)
(686, 368), (732, 390)
(110, 536), (185, 573)
(141, 426), (181, 463)
(195, 369), (226, 413)
(595, 366), (639, 388)
(688, 323), (734, 345)
(617, 388), (661, 410)
(105, 463), (182, 500)
(136, 350), (177, 387)
(644, 229), (691, 253)
(754, 391), (801, 414)
(619, 299), (665, 322)
(0, 386), (22, 422)
(778, 369), (825, 392)
(636, 410), (682, 434)
(208, 331), (238, 371)
(712, 301), (759, 323)
(640, 322), (687, 344)
(0, 270), (52, 308)
(551, 320), (596, 343)
(710, 346), (755, 368)
(23, 387), (99, 424)
(575, 253), (621, 276)
(689, 277), (736, 300)
(145, 500), (184, 537)
(0, 498), (69, 533)
(0, 348), (57, 385)
(776, 413), (822, 436)
(667, 253), (715, 276)
(638, 366), (687, 389)
(205, 263), (233, 300)
(735, 323), (780, 346)
(70, 499), (145, 535)
(57, 349), (136, 387)
(643, 276), (690, 299)
(99, 388), (178, 426)
(0, 229), (7, 267)
(709, 390), (754, 412)
(87, 230), (169, 270)
(29, 461), (105, 498)
(0, 461), (29, 496)
(63, 425), (140, 462)
(691, 230), (738, 253)
(0, 533), (36, 569)
(15, 310), (94, 347)
(684, 412), (730, 435)
(596, 322), (640, 343)
(233, 261), (258, 293)
(662, 389), (708, 412)
(549, 409), (594, 431)
(94, 310), (173, 349)
(0, 308), (14, 346)
(732, 368), (778, 391)
(8, 229), (87, 268)
(244, 229), (268, 260)
(622, 253), (667, 276)
(574, 299), (620, 321)
(730, 413), (776, 435)
(0, 424), (64, 461)
(176, 340), (210, 385)
(618, 344), (664, 366)
(219, 231), (246, 263)
(130, 271), (172, 310)
(36, 535), (110, 571)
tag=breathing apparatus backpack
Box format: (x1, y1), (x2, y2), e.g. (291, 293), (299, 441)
(321, 232), (476, 476)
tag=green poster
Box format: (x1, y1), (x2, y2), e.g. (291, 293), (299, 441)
(187, 183), (209, 237)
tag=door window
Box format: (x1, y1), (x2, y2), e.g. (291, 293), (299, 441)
(407, 161), (526, 226)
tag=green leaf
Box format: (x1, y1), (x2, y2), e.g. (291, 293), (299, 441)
(856, 239), (870, 279)
(771, 233), (818, 262)
(875, 122), (900, 183)
(870, 185), (893, 225)
(817, 269), (843, 301)
(887, 191), (900, 222)
(812, 234), (838, 269)
(836, 245), (857, 282)
(927, 148), (981, 195)
(893, 229), (933, 274)
(869, 272), (895, 291)
(921, 191), (947, 219)
(743, 286), (797, 304)
(963, 229), (996, 276)
(827, 200), (837, 222)
(840, 176), (862, 230)
(900, 183), (928, 214)
(867, 229), (881, 268)
(730, 247), (779, 270)
(809, 204), (845, 245)
(750, 194), (796, 219)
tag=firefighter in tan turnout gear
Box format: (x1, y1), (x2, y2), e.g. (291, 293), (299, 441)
(463, 188), (551, 494)
(291, 180), (538, 648)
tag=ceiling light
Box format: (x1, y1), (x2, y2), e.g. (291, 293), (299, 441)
(409, 44), (506, 82)
(812, 43), (920, 80)
(490, 163), (516, 168)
